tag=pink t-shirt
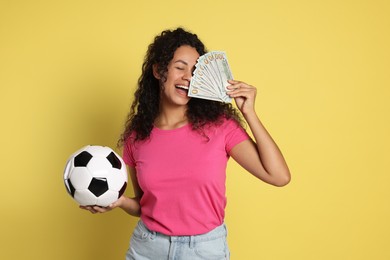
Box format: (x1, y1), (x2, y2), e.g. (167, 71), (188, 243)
(123, 118), (249, 236)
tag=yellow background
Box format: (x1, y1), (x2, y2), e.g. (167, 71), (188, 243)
(1, 0), (389, 259)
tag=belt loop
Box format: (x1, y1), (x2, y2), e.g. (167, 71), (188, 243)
(189, 235), (195, 249)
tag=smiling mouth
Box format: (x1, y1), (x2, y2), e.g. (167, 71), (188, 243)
(175, 85), (190, 96)
(175, 85), (189, 90)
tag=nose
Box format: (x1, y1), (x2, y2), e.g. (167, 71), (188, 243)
(183, 69), (192, 82)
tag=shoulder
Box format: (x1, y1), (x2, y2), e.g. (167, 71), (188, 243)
(124, 132), (137, 145)
(200, 116), (246, 138)
(218, 116), (245, 132)
(123, 131), (147, 151)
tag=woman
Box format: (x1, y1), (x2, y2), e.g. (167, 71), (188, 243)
(82, 27), (290, 259)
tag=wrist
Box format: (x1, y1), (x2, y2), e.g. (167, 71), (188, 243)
(242, 109), (257, 119)
(116, 195), (127, 208)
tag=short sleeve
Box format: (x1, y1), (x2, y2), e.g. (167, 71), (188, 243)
(122, 138), (136, 167)
(224, 119), (250, 152)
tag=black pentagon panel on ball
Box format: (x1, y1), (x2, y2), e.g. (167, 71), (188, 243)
(88, 178), (109, 197)
(65, 179), (76, 197)
(74, 151), (93, 167)
(106, 152), (122, 169)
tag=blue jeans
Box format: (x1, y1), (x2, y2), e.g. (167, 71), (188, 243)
(126, 220), (230, 260)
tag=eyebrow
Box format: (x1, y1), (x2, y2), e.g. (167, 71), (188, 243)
(174, 60), (188, 66)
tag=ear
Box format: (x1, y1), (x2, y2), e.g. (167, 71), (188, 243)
(152, 64), (161, 80)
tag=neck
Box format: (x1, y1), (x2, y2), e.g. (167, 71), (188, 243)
(155, 104), (188, 130)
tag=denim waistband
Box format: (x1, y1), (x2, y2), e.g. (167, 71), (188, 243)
(137, 220), (227, 244)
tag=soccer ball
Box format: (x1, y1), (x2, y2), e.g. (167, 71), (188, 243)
(64, 145), (128, 207)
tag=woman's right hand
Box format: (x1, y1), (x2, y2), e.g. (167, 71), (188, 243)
(79, 195), (141, 216)
(79, 195), (127, 214)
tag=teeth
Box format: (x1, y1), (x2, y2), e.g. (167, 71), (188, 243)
(176, 85), (189, 90)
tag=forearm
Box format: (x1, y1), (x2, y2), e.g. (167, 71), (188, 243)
(243, 110), (291, 186)
(119, 196), (141, 217)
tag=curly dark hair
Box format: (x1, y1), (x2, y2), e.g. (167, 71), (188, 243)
(118, 27), (243, 145)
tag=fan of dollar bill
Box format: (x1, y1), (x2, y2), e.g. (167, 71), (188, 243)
(188, 51), (233, 103)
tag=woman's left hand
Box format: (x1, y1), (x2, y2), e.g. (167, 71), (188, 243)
(226, 80), (257, 115)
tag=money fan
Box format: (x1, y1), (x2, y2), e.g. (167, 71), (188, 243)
(188, 51), (233, 103)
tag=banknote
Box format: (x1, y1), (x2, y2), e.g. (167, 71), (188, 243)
(188, 51), (233, 103)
